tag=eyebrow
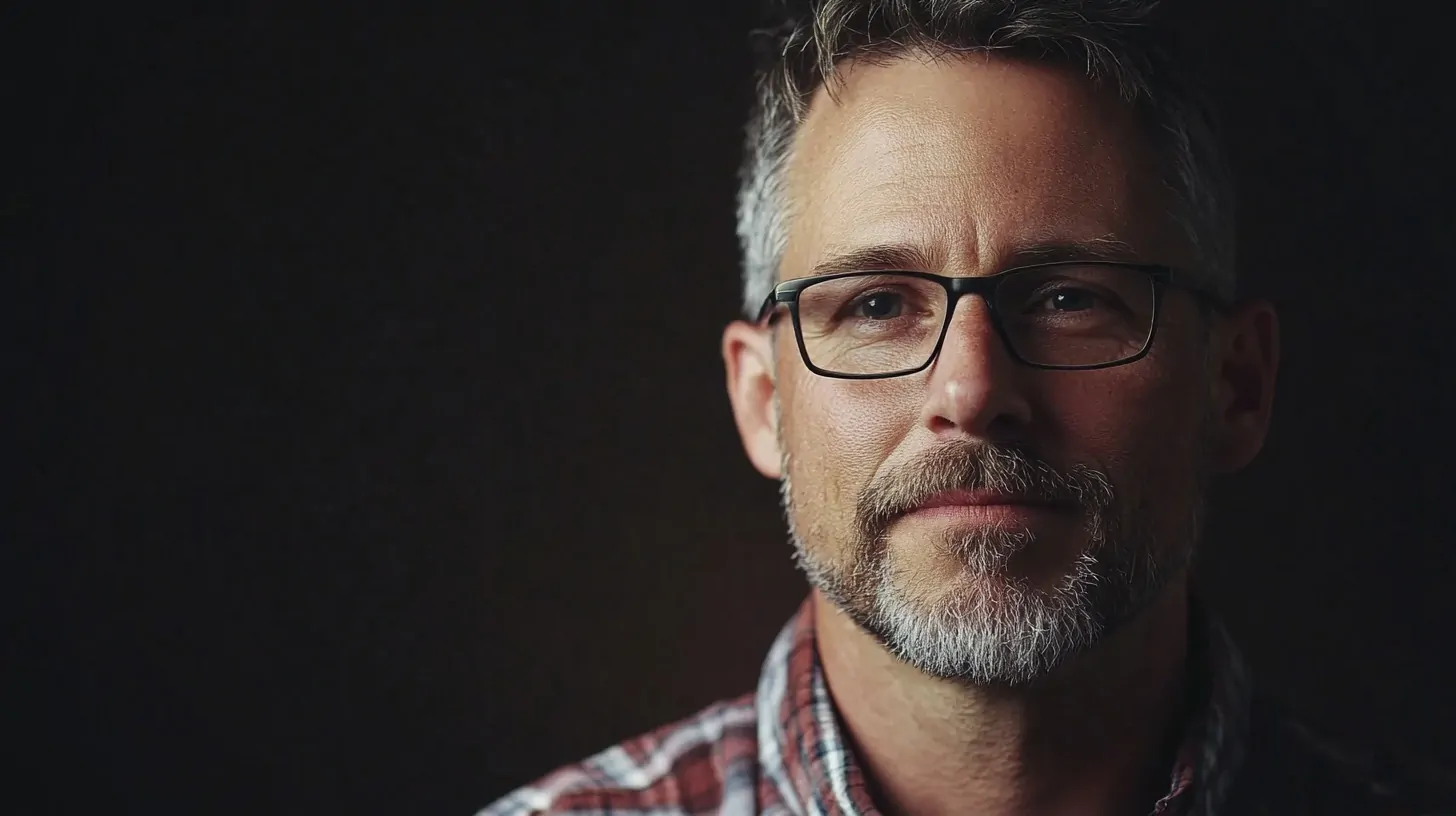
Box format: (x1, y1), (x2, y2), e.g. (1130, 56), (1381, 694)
(808, 236), (1145, 277)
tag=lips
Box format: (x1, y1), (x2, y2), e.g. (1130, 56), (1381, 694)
(913, 489), (1051, 509)
(903, 489), (1077, 518)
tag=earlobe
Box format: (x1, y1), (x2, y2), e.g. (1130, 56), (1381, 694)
(722, 321), (784, 480)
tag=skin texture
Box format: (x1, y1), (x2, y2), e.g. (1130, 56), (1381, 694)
(723, 53), (1279, 816)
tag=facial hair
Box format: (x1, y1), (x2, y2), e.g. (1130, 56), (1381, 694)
(780, 435), (1200, 688)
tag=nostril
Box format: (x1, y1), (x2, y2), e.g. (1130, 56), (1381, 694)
(926, 414), (958, 435)
(927, 408), (1027, 443)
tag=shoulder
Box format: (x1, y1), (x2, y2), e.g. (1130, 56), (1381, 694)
(1226, 694), (1456, 815)
(478, 694), (760, 816)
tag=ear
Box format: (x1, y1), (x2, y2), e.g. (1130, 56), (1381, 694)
(1207, 299), (1280, 473)
(722, 320), (783, 480)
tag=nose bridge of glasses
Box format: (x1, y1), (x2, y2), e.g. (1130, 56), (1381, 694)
(939, 281), (1008, 359)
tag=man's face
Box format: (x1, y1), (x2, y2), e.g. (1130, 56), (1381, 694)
(764, 55), (1226, 685)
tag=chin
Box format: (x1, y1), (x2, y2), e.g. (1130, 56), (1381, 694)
(862, 554), (1110, 685)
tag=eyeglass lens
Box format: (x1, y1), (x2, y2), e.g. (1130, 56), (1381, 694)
(793, 265), (1156, 374)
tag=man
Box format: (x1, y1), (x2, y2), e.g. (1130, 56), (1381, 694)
(484, 1), (1453, 814)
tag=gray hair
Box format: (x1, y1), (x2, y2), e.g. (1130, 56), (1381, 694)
(735, 0), (1236, 318)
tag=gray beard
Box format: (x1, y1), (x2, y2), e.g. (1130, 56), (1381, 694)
(779, 443), (1200, 688)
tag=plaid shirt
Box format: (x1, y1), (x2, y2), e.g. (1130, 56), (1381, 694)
(482, 598), (1453, 816)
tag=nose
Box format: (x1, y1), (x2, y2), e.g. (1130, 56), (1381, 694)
(919, 295), (1032, 440)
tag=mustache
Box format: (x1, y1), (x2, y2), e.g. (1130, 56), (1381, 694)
(854, 441), (1114, 537)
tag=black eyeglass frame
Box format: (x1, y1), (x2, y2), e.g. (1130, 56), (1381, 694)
(756, 260), (1193, 379)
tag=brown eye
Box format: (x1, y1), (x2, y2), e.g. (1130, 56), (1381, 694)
(851, 292), (905, 319)
(1039, 288), (1099, 312)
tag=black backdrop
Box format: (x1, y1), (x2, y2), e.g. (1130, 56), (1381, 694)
(11, 2), (1456, 814)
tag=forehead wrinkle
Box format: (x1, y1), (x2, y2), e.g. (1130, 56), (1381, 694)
(783, 54), (1184, 285)
(792, 120), (984, 277)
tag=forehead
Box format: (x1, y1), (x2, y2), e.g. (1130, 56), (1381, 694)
(782, 54), (1183, 278)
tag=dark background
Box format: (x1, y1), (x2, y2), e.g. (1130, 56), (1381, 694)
(9, 2), (1455, 814)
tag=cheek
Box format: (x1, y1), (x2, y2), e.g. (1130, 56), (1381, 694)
(782, 374), (912, 509)
(1041, 363), (1208, 494)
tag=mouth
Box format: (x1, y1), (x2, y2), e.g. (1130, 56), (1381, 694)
(901, 490), (1077, 522)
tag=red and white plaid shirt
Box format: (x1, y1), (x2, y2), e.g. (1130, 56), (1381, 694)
(481, 598), (1451, 816)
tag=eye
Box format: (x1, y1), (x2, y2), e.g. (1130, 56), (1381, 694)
(850, 292), (905, 320)
(1037, 288), (1100, 312)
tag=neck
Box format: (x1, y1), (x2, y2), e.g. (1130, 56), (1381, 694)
(814, 580), (1191, 816)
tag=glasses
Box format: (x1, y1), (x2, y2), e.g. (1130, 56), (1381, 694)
(757, 261), (1177, 379)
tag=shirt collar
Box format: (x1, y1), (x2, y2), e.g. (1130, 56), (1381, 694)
(755, 596), (1253, 816)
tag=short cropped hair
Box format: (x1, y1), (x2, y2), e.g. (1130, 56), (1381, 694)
(735, 0), (1235, 317)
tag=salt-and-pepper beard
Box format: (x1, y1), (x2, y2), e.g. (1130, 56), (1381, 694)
(779, 431), (1200, 688)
